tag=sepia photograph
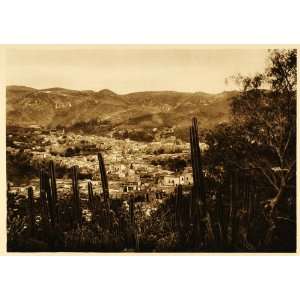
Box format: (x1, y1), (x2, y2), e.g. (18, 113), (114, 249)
(5, 46), (297, 253)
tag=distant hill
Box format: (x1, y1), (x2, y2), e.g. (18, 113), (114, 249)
(6, 85), (238, 138)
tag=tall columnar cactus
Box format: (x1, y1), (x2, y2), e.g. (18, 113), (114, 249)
(49, 161), (58, 221)
(44, 172), (55, 227)
(48, 160), (58, 226)
(215, 190), (224, 247)
(190, 117), (216, 248)
(27, 186), (35, 235)
(39, 169), (50, 229)
(97, 152), (110, 210)
(88, 180), (95, 213)
(189, 117), (207, 212)
(175, 184), (183, 227)
(71, 165), (82, 222)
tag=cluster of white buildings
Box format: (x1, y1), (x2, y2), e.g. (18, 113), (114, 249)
(162, 172), (193, 186)
(8, 126), (201, 200)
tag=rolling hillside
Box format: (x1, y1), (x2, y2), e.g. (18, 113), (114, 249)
(6, 85), (238, 136)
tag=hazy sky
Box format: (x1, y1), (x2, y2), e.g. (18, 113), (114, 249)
(6, 47), (269, 94)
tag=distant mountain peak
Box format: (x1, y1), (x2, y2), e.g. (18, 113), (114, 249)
(7, 85), (37, 92)
(97, 89), (117, 97)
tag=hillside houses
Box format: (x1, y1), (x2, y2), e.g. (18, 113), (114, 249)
(160, 168), (193, 187)
(7, 124), (196, 202)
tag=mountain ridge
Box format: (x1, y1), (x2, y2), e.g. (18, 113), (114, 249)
(6, 86), (238, 137)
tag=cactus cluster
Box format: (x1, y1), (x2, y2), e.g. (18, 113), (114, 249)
(88, 180), (95, 213)
(189, 117), (215, 247)
(49, 160), (58, 225)
(71, 165), (81, 222)
(39, 163), (58, 228)
(98, 152), (110, 210)
(174, 184), (188, 229)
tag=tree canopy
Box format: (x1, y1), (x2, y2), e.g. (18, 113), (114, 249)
(205, 49), (296, 208)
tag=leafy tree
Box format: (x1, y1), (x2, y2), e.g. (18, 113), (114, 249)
(207, 49), (296, 213)
(232, 50), (296, 210)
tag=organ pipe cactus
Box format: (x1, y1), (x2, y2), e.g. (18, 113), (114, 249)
(97, 152), (110, 210)
(48, 160), (58, 226)
(71, 165), (82, 222)
(189, 117), (215, 247)
(175, 184), (183, 227)
(88, 180), (95, 213)
(190, 117), (207, 210)
(44, 172), (55, 227)
(44, 161), (58, 226)
(39, 169), (50, 229)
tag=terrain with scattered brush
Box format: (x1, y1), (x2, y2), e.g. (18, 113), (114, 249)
(7, 85), (238, 139)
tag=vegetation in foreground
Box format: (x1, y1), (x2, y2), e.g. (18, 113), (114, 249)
(7, 49), (296, 252)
